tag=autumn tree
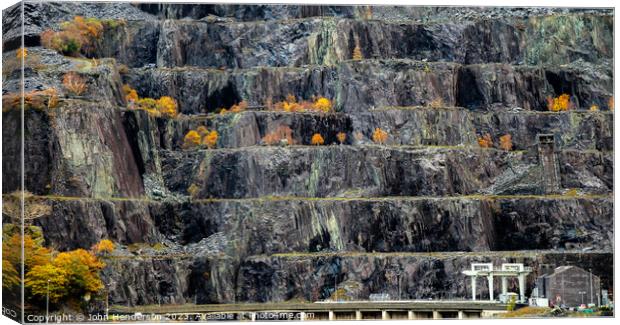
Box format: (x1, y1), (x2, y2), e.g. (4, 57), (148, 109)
(499, 134), (513, 151)
(477, 133), (493, 148)
(336, 132), (347, 144)
(372, 128), (388, 144)
(183, 130), (201, 149)
(313, 97), (333, 113)
(202, 130), (219, 149)
(25, 264), (69, 303)
(63, 72), (87, 96)
(262, 125), (295, 146)
(92, 239), (115, 256)
(609, 96), (614, 111)
(123, 84), (138, 104)
(156, 96), (178, 118)
(546, 94), (571, 112)
(2, 225), (51, 292)
(48, 249), (104, 298)
(16, 47), (27, 59)
(311, 133), (325, 146)
(40, 16), (104, 56)
(352, 42), (363, 61)
(122, 84), (178, 118)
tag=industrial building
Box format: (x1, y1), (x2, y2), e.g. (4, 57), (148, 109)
(534, 266), (601, 307)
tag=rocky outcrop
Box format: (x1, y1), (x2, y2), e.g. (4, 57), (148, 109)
(33, 196), (613, 257)
(235, 251), (612, 303)
(124, 60), (613, 113)
(2, 3), (614, 311)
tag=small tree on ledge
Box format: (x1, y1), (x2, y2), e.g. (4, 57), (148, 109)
(311, 133), (325, 146)
(372, 128), (388, 144)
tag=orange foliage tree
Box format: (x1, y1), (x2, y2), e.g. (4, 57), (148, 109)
(63, 72), (87, 96)
(2, 88), (59, 111)
(477, 133), (493, 148)
(202, 130), (219, 149)
(262, 125), (295, 146)
(40, 16), (104, 56)
(499, 134), (513, 151)
(372, 128), (388, 144)
(311, 133), (325, 145)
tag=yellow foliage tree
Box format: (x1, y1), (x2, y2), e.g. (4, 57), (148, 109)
(25, 264), (69, 303)
(52, 249), (104, 295)
(202, 130), (219, 149)
(499, 134), (513, 151)
(590, 105), (599, 111)
(372, 128), (388, 144)
(123, 84), (178, 118)
(2, 259), (20, 289)
(311, 133), (325, 145)
(336, 132), (347, 144)
(16, 47), (27, 59)
(157, 96), (178, 118)
(352, 44), (363, 60)
(183, 130), (201, 149)
(92, 239), (115, 255)
(547, 94), (571, 112)
(137, 97), (160, 116)
(313, 97), (333, 113)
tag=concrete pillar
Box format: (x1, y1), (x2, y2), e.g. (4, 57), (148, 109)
(328, 311), (334, 321)
(488, 275), (494, 301)
(518, 274), (526, 302)
(355, 311), (362, 320)
(382, 310), (388, 320)
(502, 277), (508, 296)
(408, 310), (414, 320)
(433, 311), (440, 319)
(458, 311), (464, 319)
(300, 312), (306, 321)
(471, 276), (477, 300)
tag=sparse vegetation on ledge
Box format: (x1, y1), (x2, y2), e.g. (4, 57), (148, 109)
(123, 84), (178, 118)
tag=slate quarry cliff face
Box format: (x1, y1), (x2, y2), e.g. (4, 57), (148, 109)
(2, 3), (614, 307)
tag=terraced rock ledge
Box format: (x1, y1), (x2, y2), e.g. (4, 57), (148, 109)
(2, 2), (614, 313)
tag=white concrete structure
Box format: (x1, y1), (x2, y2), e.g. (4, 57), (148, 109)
(462, 263), (532, 302)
